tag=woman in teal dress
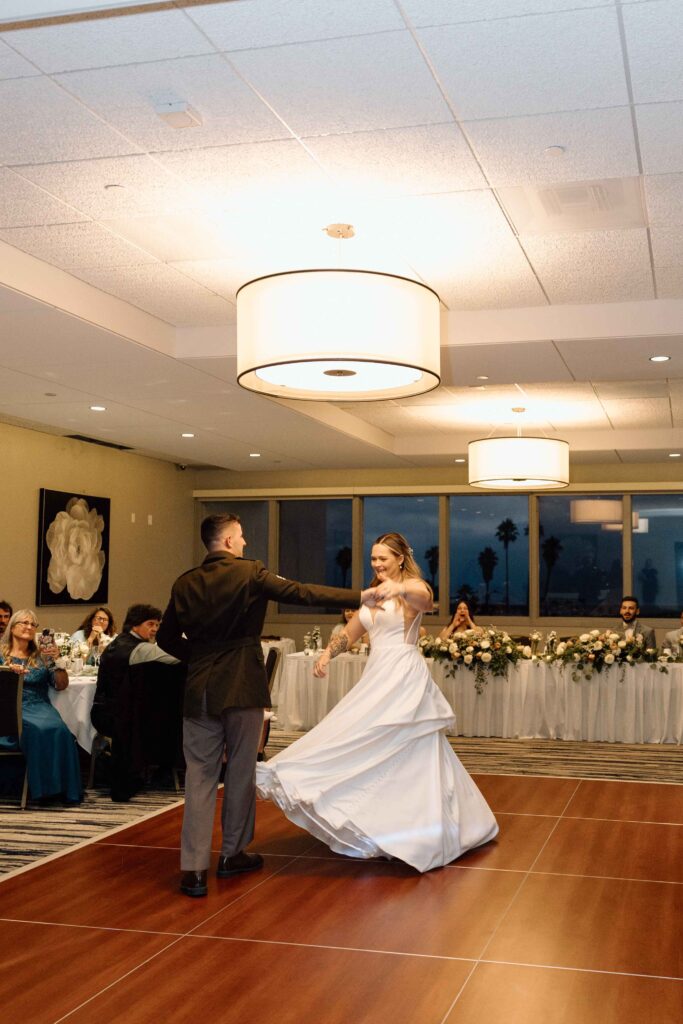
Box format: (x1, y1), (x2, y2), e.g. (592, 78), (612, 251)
(0, 609), (82, 803)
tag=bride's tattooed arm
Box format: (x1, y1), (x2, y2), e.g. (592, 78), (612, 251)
(327, 633), (349, 659)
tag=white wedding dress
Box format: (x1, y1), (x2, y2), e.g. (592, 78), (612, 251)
(256, 600), (498, 873)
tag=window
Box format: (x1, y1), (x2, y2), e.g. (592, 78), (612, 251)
(278, 500), (353, 613)
(539, 495), (623, 616)
(632, 494), (683, 616)
(449, 495), (529, 617)
(363, 496), (439, 603)
(200, 500), (268, 564)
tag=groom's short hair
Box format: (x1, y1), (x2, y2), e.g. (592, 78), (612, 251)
(201, 513), (241, 549)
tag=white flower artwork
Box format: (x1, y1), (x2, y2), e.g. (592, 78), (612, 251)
(38, 491), (109, 604)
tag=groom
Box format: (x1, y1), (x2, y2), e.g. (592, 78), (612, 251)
(158, 512), (372, 897)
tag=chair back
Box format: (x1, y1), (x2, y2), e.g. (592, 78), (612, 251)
(0, 667), (23, 740)
(264, 646), (281, 693)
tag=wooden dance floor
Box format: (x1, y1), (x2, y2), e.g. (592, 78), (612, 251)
(1, 774), (681, 1023)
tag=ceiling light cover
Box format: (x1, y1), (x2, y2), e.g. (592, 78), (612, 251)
(236, 270), (441, 401)
(468, 436), (569, 490)
(570, 499), (622, 524)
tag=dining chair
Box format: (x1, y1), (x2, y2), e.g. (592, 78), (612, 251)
(257, 646), (281, 761)
(0, 667), (29, 809)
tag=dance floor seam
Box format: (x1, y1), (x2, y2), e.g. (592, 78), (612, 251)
(4, 772), (682, 1024)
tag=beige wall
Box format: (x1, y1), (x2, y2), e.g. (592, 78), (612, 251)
(1, 421), (195, 633)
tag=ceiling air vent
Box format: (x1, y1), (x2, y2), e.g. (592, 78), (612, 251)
(497, 176), (646, 234)
(67, 434), (132, 451)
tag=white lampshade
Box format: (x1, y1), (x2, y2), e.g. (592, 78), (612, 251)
(602, 513), (648, 533)
(570, 499), (622, 524)
(236, 269), (440, 401)
(468, 437), (569, 490)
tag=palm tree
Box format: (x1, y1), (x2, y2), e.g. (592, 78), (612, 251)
(335, 546), (352, 587)
(424, 545), (439, 590)
(496, 518), (518, 612)
(478, 546), (498, 612)
(541, 535), (563, 609)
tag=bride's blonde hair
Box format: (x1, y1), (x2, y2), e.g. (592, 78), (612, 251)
(370, 532), (432, 597)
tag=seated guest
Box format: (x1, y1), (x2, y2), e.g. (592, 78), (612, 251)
(664, 610), (683, 655)
(439, 600), (478, 640)
(0, 609), (82, 804)
(91, 604), (180, 802)
(71, 606), (116, 663)
(0, 601), (12, 639)
(331, 608), (368, 650)
(616, 595), (656, 649)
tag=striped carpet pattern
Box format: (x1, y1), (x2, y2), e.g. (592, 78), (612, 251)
(0, 789), (183, 877)
(266, 730), (683, 784)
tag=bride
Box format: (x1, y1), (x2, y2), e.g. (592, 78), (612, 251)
(256, 532), (498, 873)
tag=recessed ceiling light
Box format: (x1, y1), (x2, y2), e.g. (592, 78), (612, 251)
(90, 405), (106, 412)
(104, 183), (125, 191)
(249, 452), (261, 457)
(544, 145), (566, 156)
(181, 432), (194, 438)
(454, 458), (466, 463)
(476, 375), (489, 381)
(649, 354), (670, 362)
(669, 452), (681, 458)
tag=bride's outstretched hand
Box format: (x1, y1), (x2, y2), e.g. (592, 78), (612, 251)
(313, 651), (330, 677)
(373, 579), (403, 603)
(360, 587), (379, 606)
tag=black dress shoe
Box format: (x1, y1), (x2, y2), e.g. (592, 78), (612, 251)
(180, 870), (208, 897)
(216, 851), (264, 878)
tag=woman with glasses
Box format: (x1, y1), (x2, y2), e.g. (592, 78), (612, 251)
(71, 606), (116, 664)
(0, 609), (82, 804)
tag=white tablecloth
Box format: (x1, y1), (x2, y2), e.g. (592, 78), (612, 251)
(276, 653), (683, 744)
(262, 638), (296, 704)
(49, 674), (98, 753)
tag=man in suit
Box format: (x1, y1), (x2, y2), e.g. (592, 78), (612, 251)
(663, 610), (683, 654)
(158, 512), (372, 898)
(616, 595), (656, 650)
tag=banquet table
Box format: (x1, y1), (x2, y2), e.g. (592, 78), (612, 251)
(276, 653), (683, 743)
(50, 639), (296, 752)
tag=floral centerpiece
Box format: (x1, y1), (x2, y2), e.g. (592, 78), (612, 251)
(419, 628), (530, 694)
(554, 629), (677, 680)
(303, 626), (322, 653)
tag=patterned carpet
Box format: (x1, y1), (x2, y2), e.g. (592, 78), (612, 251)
(266, 730), (683, 784)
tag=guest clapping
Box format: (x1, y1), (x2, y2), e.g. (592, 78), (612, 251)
(439, 600), (478, 640)
(71, 606), (116, 663)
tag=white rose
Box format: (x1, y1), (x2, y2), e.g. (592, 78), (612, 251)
(45, 497), (105, 601)
(556, 643), (566, 655)
(481, 651), (492, 663)
(573, 653), (580, 660)
(579, 634), (590, 643)
(604, 653), (615, 664)
(608, 632), (620, 641)
(79, 642), (90, 658)
(590, 629), (600, 637)
(466, 646), (474, 654)
(464, 654), (473, 665)
(663, 648), (672, 656)
(449, 643), (459, 656)
(480, 640), (491, 650)
(505, 645), (512, 654)
(593, 642), (603, 651)
(523, 645), (532, 658)
(618, 640), (626, 649)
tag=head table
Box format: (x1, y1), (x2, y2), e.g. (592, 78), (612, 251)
(275, 652), (683, 744)
(49, 639), (297, 753)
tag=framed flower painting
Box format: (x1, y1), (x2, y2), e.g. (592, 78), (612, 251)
(36, 488), (110, 605)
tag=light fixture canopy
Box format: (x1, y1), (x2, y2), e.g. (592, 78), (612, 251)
(468, 436), (569, 490)
(236, 268), (441, 401)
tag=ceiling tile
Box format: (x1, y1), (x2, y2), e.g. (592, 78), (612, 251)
(464, 107), (638, 186)
(635, 101), (683, 175)
(0, 76), (138, 164)
(599, 397), (672, 428)
(643, 172), (683, 225)
(0, 366), (98, 404)
(569, 449), (621, 465)
(650, 224), (683, 267)
(0, 221), (156, 268)
(229, 31), (452, 136)
(98, 212), (238, 262)
(442, 342), (573, 385)
(520, 229), (654, 304)
(0, 168), (87, 228)
(623, 0), (683, 104)
(170, 259), (244, 301)
(1, 10), (211, 73)
(616, 448), (682, 463)
(187, 0), (405, 49)
(593, 380), (671, 399)
(304, 123), (486, 196)
(417, 7), (627, 120)
(655, 265), (683, 298)
(69, 263), (235, 326)
(155, 138), (328, 207)
(15, 154), (192, 220)
(54, 55), (290, 153)
(401, 0), (610, 26)
(0, 37), (41, 79)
